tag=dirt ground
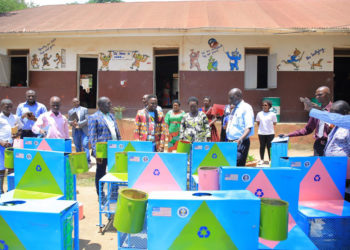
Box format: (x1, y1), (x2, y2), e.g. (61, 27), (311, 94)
(76, 145), (314, 250)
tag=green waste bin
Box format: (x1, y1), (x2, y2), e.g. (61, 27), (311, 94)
(177, 140), (191, 154)
(96, 142), (107, 159)
(114, 188), (148, 234)
(4, 147), (14, 169)
(263, 97), (280, 122)
(69, 152), (89, 174)
(115, 152), (128, 173)
(259, 198), (289, 241)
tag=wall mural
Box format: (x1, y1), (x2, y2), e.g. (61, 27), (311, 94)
(31, 39), (66, 70)
(306, 48), (325, 70)
(189, 38), (242, 71)
(99, 50), (150, 71)
(281, 48), (305, 70)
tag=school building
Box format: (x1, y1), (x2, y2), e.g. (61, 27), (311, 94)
(0, 0), (349, 121)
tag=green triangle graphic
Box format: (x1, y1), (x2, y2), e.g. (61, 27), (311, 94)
(0, 215), (26, 249)
(110, 143), (135, 173)
(14, 152), (63, 199)
(195, 144), (230, 174)
(123, 142), (136, 152)
(169, 201), (237, 250)
(111, 173), (128, 181)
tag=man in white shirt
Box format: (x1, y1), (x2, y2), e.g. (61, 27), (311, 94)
(0, 99), (23, 193)
(226, 88), (254, 166)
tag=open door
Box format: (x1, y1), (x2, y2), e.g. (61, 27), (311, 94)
(334, 49), (350, 104)
(78, 57), (98, 109)
(154, 48), (179, 108)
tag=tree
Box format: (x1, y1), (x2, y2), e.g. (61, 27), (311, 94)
(88, 0), (122, 3)
(0, 0), (30, 13)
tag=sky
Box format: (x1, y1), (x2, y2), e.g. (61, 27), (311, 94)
(25, 0), (182, 6)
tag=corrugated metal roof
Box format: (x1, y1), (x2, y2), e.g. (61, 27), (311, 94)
(0, 0), (349, 34)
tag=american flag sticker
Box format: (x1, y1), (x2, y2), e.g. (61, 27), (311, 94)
(25, 141), (32, 145)
(109, 144), (117, 149)
(16, 153), (24, 159)
(225, 174), (238, 181)
(291, 162), (301, 167)
(194, 145), (203, 150)
(129, 156), (140, 162)
(152, 207), (172, 217)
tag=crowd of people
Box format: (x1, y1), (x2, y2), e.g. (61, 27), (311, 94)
(0, 86), (349, 196)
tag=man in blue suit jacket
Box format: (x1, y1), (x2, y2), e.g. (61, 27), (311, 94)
(68, 98), (90, 163)
(88, 96), (121, 196)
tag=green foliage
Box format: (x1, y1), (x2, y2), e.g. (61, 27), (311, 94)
(88, 0), (122, 3)
(0, 0), (30, 13)
(247, 155), (256, 162)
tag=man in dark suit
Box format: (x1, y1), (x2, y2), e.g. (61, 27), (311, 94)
(68, 98), (90, 163)
(88, 97), (121, 196)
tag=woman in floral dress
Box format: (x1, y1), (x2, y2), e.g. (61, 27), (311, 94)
(180, 96), (211, 143)
(165, 100), (185, 151)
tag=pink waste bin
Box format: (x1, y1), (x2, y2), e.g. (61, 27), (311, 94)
(198, 166), (219, 190)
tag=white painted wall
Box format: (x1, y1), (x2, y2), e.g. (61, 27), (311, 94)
(0, 34), (349, 72)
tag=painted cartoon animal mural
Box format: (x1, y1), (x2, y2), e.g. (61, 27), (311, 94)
(282, 48), (304, 70)
(130, 52), (149, 71)
(189, 49), (201, 71)
(309, 58), (323, 70)
(226, 49), (241, 71)
(99, 51), (112, 71)
(31, 54), (40, 69)
(54, 53), (62, 69)
(207, 56), (218, 71)
(42, 53), (52, 69)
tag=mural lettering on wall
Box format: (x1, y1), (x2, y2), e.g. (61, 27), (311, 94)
(281, 48), (305, 70)
(207, 56), (218, 71)
(189, 49), (201, 71)
(112, 50), (135, 60)
(99, 51), (113, 71)
(38, 38), (56, 55)
(306, 48), (325, 70)
(130, 52), (149, 71)
(225, 49), (241, 71)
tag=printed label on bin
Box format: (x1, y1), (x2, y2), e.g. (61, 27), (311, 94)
(109, 144), (117, 148)
(152, 207), (172, 217)
(291, 161), (301, 167)
(242, 174), (250, 182)
(129, 156), (140, 162)
(15, 153), (24, 159)
(25, 141), (32, 145)
(225, 174), (238, 181)
(194, 145), (203, 150)
(26, 154), (32, 160)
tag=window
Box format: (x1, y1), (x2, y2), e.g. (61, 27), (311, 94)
(0, 49), (29, 87)
(244, 48), (277, 89)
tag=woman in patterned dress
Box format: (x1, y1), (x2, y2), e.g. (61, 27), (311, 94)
(180, 96), (211, 143)
(201, 96), (220, 142)
(165, 100), (185, 151)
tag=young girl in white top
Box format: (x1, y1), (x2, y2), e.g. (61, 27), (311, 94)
(256, 100), (277, 164)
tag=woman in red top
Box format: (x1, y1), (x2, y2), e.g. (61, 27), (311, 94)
(201, 96), (220, 142)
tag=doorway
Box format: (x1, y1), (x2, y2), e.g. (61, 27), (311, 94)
(154, 48), (179, 108)
(78, 57), (98, 109)
(334, 49), (350, 104)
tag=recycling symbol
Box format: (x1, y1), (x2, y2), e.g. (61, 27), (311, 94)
(0, 240), (9, 250)
(197, 226), (210, 238)
(153, 169), (160, 176)
(212, 153), (217, 159)
(255, 188), (264, 197)
(36, 165), (42, 172)
(314, 174), (321, 182)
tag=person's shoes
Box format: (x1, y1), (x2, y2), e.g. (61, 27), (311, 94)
(258, 160), (264, 165)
